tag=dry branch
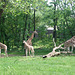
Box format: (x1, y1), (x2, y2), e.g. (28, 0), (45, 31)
(53, 38), (56, 47)
(43, 51), (60, 58)
(53, 43), (64, 52)
(43, 39), (64, 58)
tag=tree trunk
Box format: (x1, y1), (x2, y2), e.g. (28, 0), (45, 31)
(63, 21), (66, 39)
(23, 14), (28, 56)
(53, 0), (57, 42)
(34, 9), (35, 37)
(0, 9), (3, 19)
(27, 14), (30, 39)
(23, 14), (28, 40)
(65, 18), (73, 37)
(64, 0), (73, 37)
(0, 0), (6, 19)
(0, 0), (6, 43)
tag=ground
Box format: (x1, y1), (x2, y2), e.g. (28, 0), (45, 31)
(0, 52), (75, 75)
(0, 41), (75, 75)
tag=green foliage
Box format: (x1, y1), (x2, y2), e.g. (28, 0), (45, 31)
(0, 0), (75, 51)
(0, 1), (75, 74)
(37, 25), (47, 39)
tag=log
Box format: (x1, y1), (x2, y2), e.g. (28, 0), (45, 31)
(43, 51), (61, 58)
(43, 37), (74, 58)
(43, 41), (64, 58)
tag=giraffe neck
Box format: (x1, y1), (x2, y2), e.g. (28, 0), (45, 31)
(29, 32), (34, 40)
(24, 41), (29, 47)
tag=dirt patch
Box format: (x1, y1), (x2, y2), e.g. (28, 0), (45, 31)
(0, 54), (24, 58)
(0, 53), (75, 58)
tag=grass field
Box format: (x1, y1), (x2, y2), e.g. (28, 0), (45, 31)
(0, 55), (75, 75)
(0, 40), (75, 75)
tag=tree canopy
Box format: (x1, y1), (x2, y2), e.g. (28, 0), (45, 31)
(0, 0), (75, 50)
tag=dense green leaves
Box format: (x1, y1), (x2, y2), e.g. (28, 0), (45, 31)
(0, 0), (75, 51)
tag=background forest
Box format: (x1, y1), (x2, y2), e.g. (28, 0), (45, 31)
(0, 0), (75, 54)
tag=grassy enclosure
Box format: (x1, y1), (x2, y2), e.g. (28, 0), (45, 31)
(0, 0), (75, 75)
(0, 56), (75, 75)
(0, 39), (75, 75)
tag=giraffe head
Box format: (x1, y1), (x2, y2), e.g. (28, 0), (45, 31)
(34, 30), (38, 34)
(23, 40), (25, 43)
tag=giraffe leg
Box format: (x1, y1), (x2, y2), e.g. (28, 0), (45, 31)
(29, 50), (31, 56)
(67, 47), (70, 52)
(5, 49), (8, 57)
(71, 46), (73, 52)
(24, 49), (26, 56)
(26, 49), (28, 56)
(24, 45), (26, 56)
(64, 48), (65, 51)
(31, 49), (34, 56)
(31, 47), (34, 57)
(0, 47), (1, 57)
(64, 47), (66, 51)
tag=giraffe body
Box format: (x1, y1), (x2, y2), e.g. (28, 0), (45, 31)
(24, 31), (38, 56)
(0, 42), (8, 57)
(64, 36), (75, 52)
(23, 40), (34, 56)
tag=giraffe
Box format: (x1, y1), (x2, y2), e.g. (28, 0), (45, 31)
(24, 31), (38, 56)
(64, 36), (75, 52)
(26, 31), (38, 45)
(0, 42), (8, 57)
(23, 40), (34, 56)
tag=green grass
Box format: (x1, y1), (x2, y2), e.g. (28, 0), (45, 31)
(0, 56), (75, 75)
(0, 40), (75, 75)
